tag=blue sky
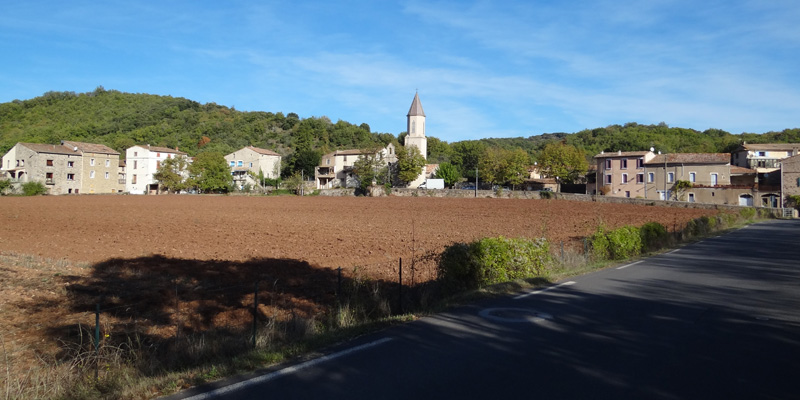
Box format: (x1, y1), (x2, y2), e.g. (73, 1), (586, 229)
(1, 1), (798, 142)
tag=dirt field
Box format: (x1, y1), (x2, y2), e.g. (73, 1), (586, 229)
(0, 195), (719, 390)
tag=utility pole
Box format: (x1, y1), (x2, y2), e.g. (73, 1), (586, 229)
(475, 167), (478, 198)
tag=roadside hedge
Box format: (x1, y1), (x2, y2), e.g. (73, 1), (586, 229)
(438, 237), (550, 292)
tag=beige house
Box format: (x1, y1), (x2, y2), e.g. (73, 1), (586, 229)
(643, 153), (757, 205)
(125, 145), (188, 194)
(225, 146), (282, 189)
(62, 141), (123, 194)
(594, 150), (656, 198)
(731, 143), (800, 173)
(315, 144), (397, 189)
(0, 141), (121, 195)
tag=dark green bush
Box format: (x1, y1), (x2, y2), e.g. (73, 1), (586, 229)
(589, 227), (611, 260)
(438, 237), (550, 292)
(639, 222), (669, 252)
(21, 181), (47, 196)
(739, 207), (756, 220)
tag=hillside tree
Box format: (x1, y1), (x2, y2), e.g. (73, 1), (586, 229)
(537, 142), (589, 184)
(188, 152), (232, 193)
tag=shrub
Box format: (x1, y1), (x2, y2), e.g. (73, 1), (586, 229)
(21, 181), (47, 196)
(0, 179), (11, 195)
(639, 222), (668, 252)
(438, 237), (550, 292)
(739, 207), (756, 220)
(589, 227), (611, 260)
(539, 190), (552, 199)
(606, 225), (642, 259)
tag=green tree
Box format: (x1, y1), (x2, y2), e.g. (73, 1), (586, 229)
(450, 141), (487, 179)
(189, 152), (232, 193)
(153, 155), (188, 193)
(478, 147), (505, 185)
(282, 172), (303, 195)
(21, 181), (47, 196)
(395, 145), (426, 185)
(351, 151), (384, 191)
(537, 142), (589, 184)
(282, 149), (321, 178)
(435, 162), (461, 188)
(0, 179), (11, 195)
(504, 148), (530, 189)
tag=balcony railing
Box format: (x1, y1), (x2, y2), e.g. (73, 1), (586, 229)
(45, 179), (55, 185)
(118, 179), (126, 184)
(747, 159), (781, 169)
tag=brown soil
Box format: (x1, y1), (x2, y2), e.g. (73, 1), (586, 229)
(0, 195), (717, 389)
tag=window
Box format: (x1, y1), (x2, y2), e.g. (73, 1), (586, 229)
(797, 177), (800, 187)
(90, 170), (95, 179)
(105, 159), (110, 167)
(344, 156), (348, 162)
(156, 161), (161, 169)
(625, 191), (631, 198)
(90, 158), (95, 166)
(621, 159), (628, 169)
(711, 173), (718, 186)
(667, 172), (674, 183)
(757, 151), (766, 157)
(46, 159), (54, 166)
(237, 161), (243, 167)
(636, 158), (644, 168)
(46, 172), (53, 182)
(689, 172), (696, 183)
(67, 161), (74, 168)
(688, 193), (695, 203)
(229, 161), (235, 167)
(249, 162), (253, 167)
(621, 173), (628, 184)
(67, 173), (75, 181)
(132, 174), (137, 184)
(326, 159), (331, 165)
(648, 172), (654, 183)
(605, 174), (612, 184)
(605, 159), (612, 169)
(157, 153), (161, 157)
(105, 172), (109, 179)
(134, 152), (138, 157)
(133, 160), (138, 169)
(636, 173), (644, 184)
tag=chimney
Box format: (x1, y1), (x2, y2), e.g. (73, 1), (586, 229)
(617, 150), (622, 155)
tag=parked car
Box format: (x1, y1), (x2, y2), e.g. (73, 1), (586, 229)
(462, 184), (476, 190)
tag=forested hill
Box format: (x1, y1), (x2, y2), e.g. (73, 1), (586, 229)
(0, 88), (396, 158)
(2, 88), (799, 168)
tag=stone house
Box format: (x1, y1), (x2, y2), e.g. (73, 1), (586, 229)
(1, 141), (122, 195)
(731, 143), (800, 206)
(224, 146), (282, 190)
(315, 144), (397, 189)
(125, 145), (188, 194)
(594, 150), (656, 198)
(781, 154), (800, 207)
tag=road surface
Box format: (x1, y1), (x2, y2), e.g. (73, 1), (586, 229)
(169, 220), (800, 400)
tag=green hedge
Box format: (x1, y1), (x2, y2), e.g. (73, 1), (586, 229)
(438, 237), (550, 292)
(590, 225), (642, 260)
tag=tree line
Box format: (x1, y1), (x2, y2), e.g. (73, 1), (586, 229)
(2, 89), (799, 189)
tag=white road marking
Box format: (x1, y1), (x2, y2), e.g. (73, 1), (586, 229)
(513, 281), (576, 300)
(616, 261), (643, 270)
(182, 337), (394, 400)
(666, 249), (680, 254)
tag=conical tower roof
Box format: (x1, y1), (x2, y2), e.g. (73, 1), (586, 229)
(407, 92), (425, 117)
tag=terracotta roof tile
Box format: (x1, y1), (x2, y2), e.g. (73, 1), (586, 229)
(20, 143), (77, 155)
(594, 151), (652, 158)
(246, 146), (280, 156)
(730, 166), (756, 174)
(737, 143), (800, 151)
(62, 140), (119, 155)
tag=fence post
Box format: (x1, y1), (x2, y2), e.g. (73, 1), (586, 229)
(252, 281), (259, 348)
(94, 303), (100, 380)
(337, 267), (342, 303)
(398, 258), (403, 315)
(560, 241), (564, 261)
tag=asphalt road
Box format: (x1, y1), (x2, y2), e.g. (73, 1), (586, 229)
(171, 220), (800, 400)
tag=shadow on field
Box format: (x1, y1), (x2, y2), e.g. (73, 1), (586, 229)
(52, 254), (418, 374)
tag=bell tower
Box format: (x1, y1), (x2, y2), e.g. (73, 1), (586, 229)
(405, 92), (427, 161)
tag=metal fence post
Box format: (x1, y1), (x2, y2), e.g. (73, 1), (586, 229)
(398, 258), (403, 315)
(94, 303), (100, 380)
(252, 281), (259, 348)
(337, 267), (342, 303)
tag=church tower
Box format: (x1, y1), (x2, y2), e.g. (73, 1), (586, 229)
(405, 92), (427, 161)
(405, 92), (428, 188)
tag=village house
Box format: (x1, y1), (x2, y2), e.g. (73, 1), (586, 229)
(781, 154), (800, 208)
(1, 141), (122, 195)
(594, 150), (656, 198)
(731, 143), (800, 206)
(225, 146), (282, 189)
(643, 153), (757, 205)
(125, 145), (188, 194)
(314, 144), (397, 189)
